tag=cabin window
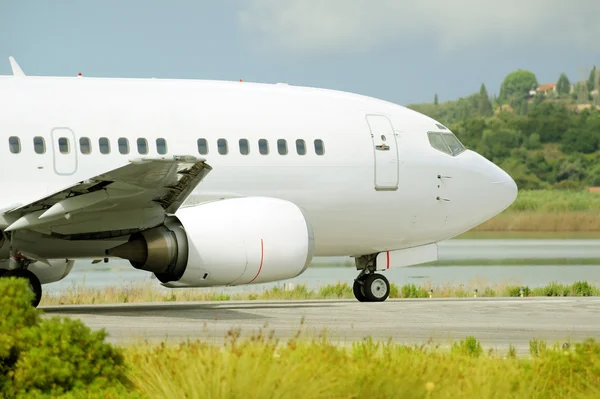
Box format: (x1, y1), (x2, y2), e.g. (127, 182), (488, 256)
(296, 139), (306, 155)
(277, 139), (288, 155)
(258, 139), (269, 155)
(80, 137), (91, 154)
(427, 132), (451, 155)
(118, 138), (130, 155)
(99, 137), (110, 154)
(8, 136), (20, 154)
(314, 139), (325, 155)
(137, 138), (148, 154)
(58, 137), (70, 154)
(440, 133), (466, 156)
(156, 138), (167, 155)
(217, 138), (228, 155)
(33, 136), (45, 154)
(197, 138), (208, 155)
(239, 139), (249, 155)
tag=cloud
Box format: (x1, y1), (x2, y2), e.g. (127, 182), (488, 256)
(237, 0), (600, 55)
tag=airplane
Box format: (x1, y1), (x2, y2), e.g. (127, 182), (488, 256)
(0, 57), (517, 307)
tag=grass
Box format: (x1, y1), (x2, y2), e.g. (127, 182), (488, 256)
(122, 333), (600, 398)
(467, 189), (600, 233)
(39, 280), (600, 306)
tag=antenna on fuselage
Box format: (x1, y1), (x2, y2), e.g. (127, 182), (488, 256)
(8, 56), (25, 77)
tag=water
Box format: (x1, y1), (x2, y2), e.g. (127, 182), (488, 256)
(45, 239), (600, 294)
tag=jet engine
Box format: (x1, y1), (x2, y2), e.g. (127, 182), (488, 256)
(108, 197), (314, 287)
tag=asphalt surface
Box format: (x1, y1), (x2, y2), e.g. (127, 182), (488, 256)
(42, 297), (600, 355)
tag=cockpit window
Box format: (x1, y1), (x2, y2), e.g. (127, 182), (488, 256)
(441, 133), (466, 156)
(428, 132), (451, 155)
(427, 132), (465, 156)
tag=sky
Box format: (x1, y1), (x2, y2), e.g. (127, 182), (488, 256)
(1, 0), (599, 105)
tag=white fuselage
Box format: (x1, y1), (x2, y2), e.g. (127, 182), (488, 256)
(0, 75), (516, 259)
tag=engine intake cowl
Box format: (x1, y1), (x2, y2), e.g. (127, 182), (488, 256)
(108, 197), (314, 287)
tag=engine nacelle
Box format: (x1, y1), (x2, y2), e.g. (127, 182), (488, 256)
(109, 197), (314, 287)
(0, 258), (74, 285)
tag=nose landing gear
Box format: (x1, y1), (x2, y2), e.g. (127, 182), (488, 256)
(353, 254), (391, 302)
(353, 272), (391, 302)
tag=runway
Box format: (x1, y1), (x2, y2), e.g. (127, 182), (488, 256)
(42, 297), (600, 355)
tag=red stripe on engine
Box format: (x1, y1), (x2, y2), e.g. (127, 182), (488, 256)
(386, 251), (390, 269)
(249, 239), (264, 283)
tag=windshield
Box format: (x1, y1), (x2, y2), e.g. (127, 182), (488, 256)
(441, 133), (466, 156)
(427, 132), (466, 156)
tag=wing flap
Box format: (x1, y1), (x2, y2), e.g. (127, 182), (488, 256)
(3, 156), (212, 233)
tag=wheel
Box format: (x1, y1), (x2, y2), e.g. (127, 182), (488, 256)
(0, 269), (7, 277)
(2, 269), (42, 308)
(362, 273), (390, 302)
(353, 278), (368, 302)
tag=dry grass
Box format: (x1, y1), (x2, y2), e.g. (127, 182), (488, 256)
(469, 190), (600, 232)
(473, 211), (600, 232)
(123, 334), (600, 398)
(39, 280), (599, 306)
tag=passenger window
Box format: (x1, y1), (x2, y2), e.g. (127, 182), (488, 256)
(137, 138), (148, 155)
(314, 139), (325, 155)
(427, 132), (451, 155)
(217, 138), (228, 155)
(118, 138), (129, 155)
(277, 139), (288, 155)
(99, 137), (110, 154)
(80, 137), (91, 154)
(156, 138), (167, 155)
(258, 139), (269, 155)
(296, 139), (306, 155)
(441, 133), (466, 156)
(239, 139), (249, 155)
(33, 136), (45, 154)
(8, 136), (20, 154)
(197, 138), (208, 155)
(58, 137), (70, 154)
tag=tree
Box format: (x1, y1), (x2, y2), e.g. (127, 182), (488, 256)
(556, 73), (571, 96)
(588, 66), (597, 91)
(434, 93), (438, 105)
(478, 83), (493, 116)
(478, 128), (521, 162)
(499, 70), (538, 102)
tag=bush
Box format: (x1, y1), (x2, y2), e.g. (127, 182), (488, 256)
(0, 278), (134, 398)
(400, 284), (429, 298)
(507, 286), (530, 297)
(571, 281), (595, 296)
(452, 336), (483, 357)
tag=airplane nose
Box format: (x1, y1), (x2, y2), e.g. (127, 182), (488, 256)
(487, 163), (518, 214)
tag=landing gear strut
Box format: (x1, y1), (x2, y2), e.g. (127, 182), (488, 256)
(0, 268), (43, 308)
(353, 254), (391, 302)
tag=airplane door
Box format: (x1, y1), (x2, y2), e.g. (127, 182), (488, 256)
(366, 115), (399, 191)
(51, 128), (77, 175)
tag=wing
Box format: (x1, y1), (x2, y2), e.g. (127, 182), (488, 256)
(3, 156), (212, 237)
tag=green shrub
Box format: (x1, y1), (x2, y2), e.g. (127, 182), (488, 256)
(452, 336), (483, 357)
(400, 284), (429, 298)
(571, 281), (595, 296)
(0, 278), (134, 398)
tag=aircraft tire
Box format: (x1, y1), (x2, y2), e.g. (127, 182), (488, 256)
(362, 273), (390, 302)
(2, 269), (42, 308)
(353, 278), (369, 302)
